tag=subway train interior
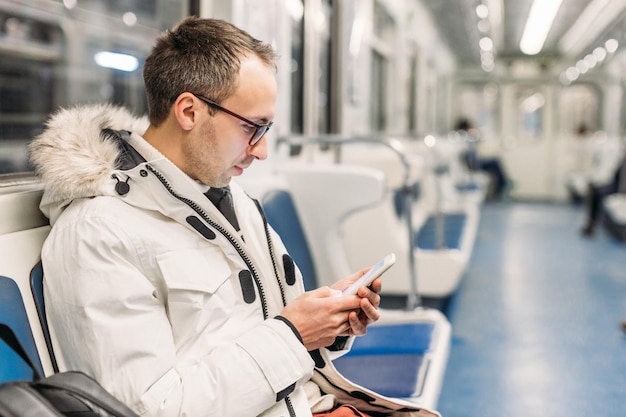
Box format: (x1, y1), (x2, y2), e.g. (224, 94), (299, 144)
(0, 0), (625, 416)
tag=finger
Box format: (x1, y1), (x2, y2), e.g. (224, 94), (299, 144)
(359, 297), (381, 322)
(357, 285), (381, 308)
(369, 277), (382, 294)
(337, 320), (353, 336)
(348, 311), (367, 336)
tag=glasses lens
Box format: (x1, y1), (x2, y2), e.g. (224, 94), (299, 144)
(250, 125), (270, 145)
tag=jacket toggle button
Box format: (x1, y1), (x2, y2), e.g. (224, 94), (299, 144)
(112, 174), (130, 195)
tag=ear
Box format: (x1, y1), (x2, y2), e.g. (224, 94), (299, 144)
(173, 92), (198, 131)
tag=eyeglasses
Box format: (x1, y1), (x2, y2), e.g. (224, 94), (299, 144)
(192, 93), (273, 146)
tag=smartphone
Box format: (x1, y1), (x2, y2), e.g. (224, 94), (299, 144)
(341, 253), (396, 296)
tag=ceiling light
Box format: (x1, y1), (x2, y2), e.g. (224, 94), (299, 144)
(479, 37), (493, 52)
(584, 54), (597, 68)
(424, 135), (436, 147)
(477, 19), (490, 33)
(593, 47), (607, 61)
(565, 67), (579, 81)
(94, 51), (139, 72)
(605, 39), (619, 53)
(575, 60), (589, 74)
(482, 62), (495, 72)
(476, 4), (489, 19)
(520, 0), (563, 55)
(559, 0), (624, 57)
(122, 12), (137, 27)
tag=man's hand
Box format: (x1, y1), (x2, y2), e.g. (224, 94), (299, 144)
(280, 268), (382, 351)
(332, 267), (382, 336)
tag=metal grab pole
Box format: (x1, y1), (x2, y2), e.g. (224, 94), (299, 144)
(276, 134), (423, 310)
(433, 163), (447, 250)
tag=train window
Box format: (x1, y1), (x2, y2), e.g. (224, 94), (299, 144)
(315, 0), (333, 134)
(289, 0), (305, 134)
(517, 87), (545, 139)
(0, 13), (61, 174)
(369, 1), (394, 133)
(287, 0), (336, 139)
(370, 50), (388, 131)
(0, 1), (187, 176)
(372, 0), (394, 44)
(407, 53), (418, 133)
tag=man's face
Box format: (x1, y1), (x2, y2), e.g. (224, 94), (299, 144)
(185, 55), (277, 187)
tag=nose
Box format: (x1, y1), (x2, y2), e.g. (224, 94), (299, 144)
(248, 135), (268, 160)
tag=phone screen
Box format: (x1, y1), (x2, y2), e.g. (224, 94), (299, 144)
(341, 253), (396, 296)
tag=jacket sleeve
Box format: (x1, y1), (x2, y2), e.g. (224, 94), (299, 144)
(42, 214), (315, 417)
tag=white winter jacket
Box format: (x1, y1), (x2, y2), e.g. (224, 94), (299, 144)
(29, 104), (438, 417)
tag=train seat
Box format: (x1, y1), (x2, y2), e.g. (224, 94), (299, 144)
(564, 134), (625, 203)
(245, 164), (451, 408)
(602, 193), (626, 242)
(332, 322), (433, 398)
(261, 188), (318, 291)
(0, 180), (54, 376)
(307, 141), (481, 299)
(0, 275), (45, 382)
(30, 261), (59, 372)
(415, 213), (467, 250)
(421, 137), (489, 206)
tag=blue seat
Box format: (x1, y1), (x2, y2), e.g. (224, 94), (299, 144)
(455, 181), (481, 192)
(0, 276), (44, 382)
(332, 322), (434, 398)
(260, 187), (436, 399)
(30, 261), (59, 372)
(415, 213), (467, 250)
(261, 189), (318, 291)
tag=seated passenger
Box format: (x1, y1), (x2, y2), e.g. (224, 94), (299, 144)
(455, 117), (510, 200)
(580, 152), (626, 237)
(29, 17), (433, 417)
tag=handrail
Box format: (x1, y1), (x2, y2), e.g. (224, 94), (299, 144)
(276, 134), (415, 186)
(276, 134), (423, 310)
(0, 172), (40, 188)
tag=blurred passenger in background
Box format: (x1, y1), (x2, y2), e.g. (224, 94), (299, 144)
(455, 117), (510, 200)
(580, 148), (626, 237)
(565, 124), (595, 204)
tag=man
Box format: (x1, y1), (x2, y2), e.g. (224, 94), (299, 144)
(30, 17), (435, 417)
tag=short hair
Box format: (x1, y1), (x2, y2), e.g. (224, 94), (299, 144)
(143, 17), (278, 126)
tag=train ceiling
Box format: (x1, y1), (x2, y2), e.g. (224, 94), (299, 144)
(421, 0), (626, 68)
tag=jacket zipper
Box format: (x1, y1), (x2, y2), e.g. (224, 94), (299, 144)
(146, 165), (271, 318)
(254, 198), (296, 417)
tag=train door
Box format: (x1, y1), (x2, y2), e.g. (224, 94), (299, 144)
(499, 82), (556, 200)
(499, 81), (602, 201)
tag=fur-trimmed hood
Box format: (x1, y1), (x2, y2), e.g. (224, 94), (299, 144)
(29, 104), (150, 222)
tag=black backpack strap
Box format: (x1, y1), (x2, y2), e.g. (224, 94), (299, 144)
(0, 383), (64, 417)
(34, 372), (140, 417)
(0, 324), (42, 380)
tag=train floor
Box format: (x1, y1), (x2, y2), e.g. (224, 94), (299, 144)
(436, 200), (626, 417)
